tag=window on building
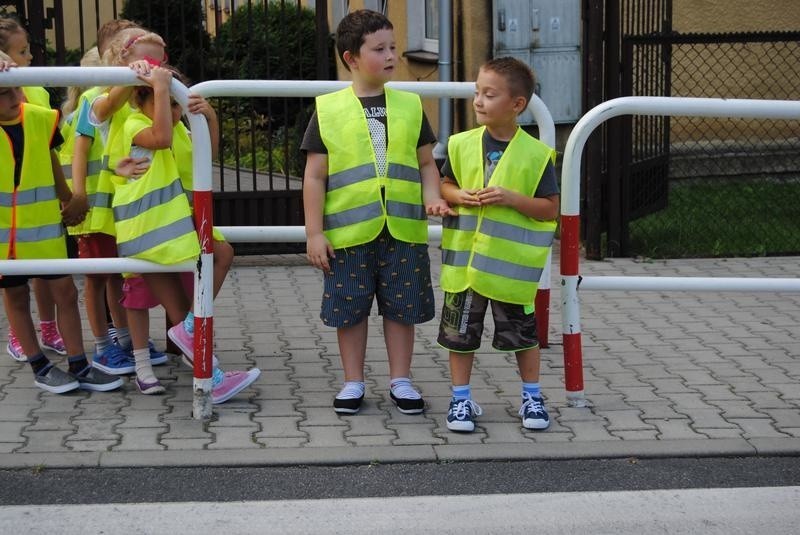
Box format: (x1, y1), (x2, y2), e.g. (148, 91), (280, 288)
(407, 0), (439, 54)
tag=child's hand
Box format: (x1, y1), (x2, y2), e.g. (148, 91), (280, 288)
(128, 59), (153, 77)
(115, 156), (151, 179)
(476, 186), (515, 206)
(138, 65), (172, 88)
(306, 233), (335, 273)
(0, 60), (17, 71)
(61, 196), (89, 227)
(187, 94), (216, 120)
(425, 198), (458, 217)
(454, 188), (482, 207)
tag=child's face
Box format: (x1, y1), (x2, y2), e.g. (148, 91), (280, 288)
(170, 99), (182, 125)
(4, 31), (32, 67)
(473, 68), (526, 129)
(349, 28), (396, 86)
(0, 86), (23, 121)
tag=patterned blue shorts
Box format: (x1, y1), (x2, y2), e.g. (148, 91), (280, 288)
(320, 228), (435, 328)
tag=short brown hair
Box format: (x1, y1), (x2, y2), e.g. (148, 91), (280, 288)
(335, 9), (393, 72)
(481, 57), (536, 107)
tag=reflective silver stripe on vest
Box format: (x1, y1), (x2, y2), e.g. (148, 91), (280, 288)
(63, 156), (103, 178)
(471, 253), (542, 282)
(101, 155), (110, 172)
(184, 190), (194, 206)
(441, 248), (470, 267)
(117, 216), (196, 258)
(61, 164), (72, 179)
(386, 200), (425, 220)
(387, 163), (420, 183)
(480, 219), (554, 247)
(113, 179), (185, 222)
(91, 191), (113, 209)
(0, 186), (58, 207)
(2, 222), (64, 243)
(442, 214), (478, 231)
(328, 163), (375, 192)
(324, 201), (383, 230)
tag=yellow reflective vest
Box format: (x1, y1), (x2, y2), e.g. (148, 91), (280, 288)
(109, 112), (199, 264)
(0, 103), (66, 260)
(21, 86), (50, 109)
(440, 127), (557, 305)
(316, 86), (427, 248)
(58, 86), (106, 235)
(93, 100), (133, 236)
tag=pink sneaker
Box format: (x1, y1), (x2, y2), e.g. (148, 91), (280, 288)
(211, 367), (261, 404)
(40, 321), (67, 355)
(168, 323), (220, 368)
(6, 330), (27, 362)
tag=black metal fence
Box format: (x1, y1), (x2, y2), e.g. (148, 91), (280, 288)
(622, 32), (800, 258)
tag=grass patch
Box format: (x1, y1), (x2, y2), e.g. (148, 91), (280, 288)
(628, 177), (800, 258)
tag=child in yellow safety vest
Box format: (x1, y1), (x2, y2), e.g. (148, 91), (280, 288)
(438, 57), (560, 433)
(1, 17), (68, 362)
(0, 64), (122, 394)
(302, 10), (453, 415)
(111, 63), (260, 402)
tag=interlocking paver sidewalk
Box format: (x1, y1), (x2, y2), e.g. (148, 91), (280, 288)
(1, 245), (798, 468)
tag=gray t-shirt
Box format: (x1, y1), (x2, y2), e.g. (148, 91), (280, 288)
(440, 130), (559, 197)
(301, 93), (436, 177)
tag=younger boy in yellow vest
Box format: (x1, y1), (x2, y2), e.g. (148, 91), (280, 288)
(302, 9), (452, 414)
(438, 57), (560, 432)
(0, 80), (122, 394)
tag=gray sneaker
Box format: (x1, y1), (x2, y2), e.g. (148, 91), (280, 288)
(74, 366), (124, 392)
(33, 365), (80, 394)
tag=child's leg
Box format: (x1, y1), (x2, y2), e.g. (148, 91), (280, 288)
(338, 320), (368, 383)
(142, 273), (191, 325)
(45, 276), (83, 357)
(212, 239), (234, 298)
(515, 347), (542, 385)
(85, 274), (113, 344)
(383, 318), (413, 379)
(126, 307), (164, 395)
(2, 284), (41, 358)
(449, 350), (475, 387)
(32, 277), (67, 354)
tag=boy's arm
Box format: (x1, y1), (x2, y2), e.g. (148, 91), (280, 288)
(67, 134), (91, 214)
(303, 151), (334, 272)
(417, 144), (456, 216)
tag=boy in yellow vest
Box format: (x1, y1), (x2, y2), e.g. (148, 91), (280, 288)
(438, 57), (560, 432)
(0, 76), (122, 394)
(302, 9), (452, 414)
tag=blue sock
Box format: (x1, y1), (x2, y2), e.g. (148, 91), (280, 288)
(183, 311), (194, 334)
(452, 384), (471, 401)
(522, 382), (541, 398)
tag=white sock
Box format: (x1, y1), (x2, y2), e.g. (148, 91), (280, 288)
(336, 381), (365, 399)
(133, 348), (157, 383)
(390, 377), (421, 400)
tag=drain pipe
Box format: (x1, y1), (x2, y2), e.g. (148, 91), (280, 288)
(432, 0), (453, 166)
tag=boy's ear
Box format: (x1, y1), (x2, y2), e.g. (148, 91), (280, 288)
(513, 95), (528, 115)
(342, 50), (359, 70)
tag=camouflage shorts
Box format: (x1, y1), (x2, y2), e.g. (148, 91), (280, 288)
(437, 289), (538, 352)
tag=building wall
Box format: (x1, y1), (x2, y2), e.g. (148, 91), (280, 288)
(672, 0), (800, 33)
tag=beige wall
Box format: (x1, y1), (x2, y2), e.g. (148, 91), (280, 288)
(672, 0), (800, 33)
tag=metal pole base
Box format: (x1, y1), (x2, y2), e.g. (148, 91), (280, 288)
(192, 378), (214, 420)
(566, 390), (589, 408)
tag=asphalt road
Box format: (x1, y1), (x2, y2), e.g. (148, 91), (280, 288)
(1, 456), (798, 505)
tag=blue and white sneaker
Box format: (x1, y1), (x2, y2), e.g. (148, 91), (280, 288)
(148, 340), (168, 366)
(92, 344), (135, 375)
(519, 393), (550, 430)
(446, 398), (483, 432)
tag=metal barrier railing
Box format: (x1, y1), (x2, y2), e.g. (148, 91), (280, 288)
(560, 96), (800, 408)
(1, 69), (559, 419)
